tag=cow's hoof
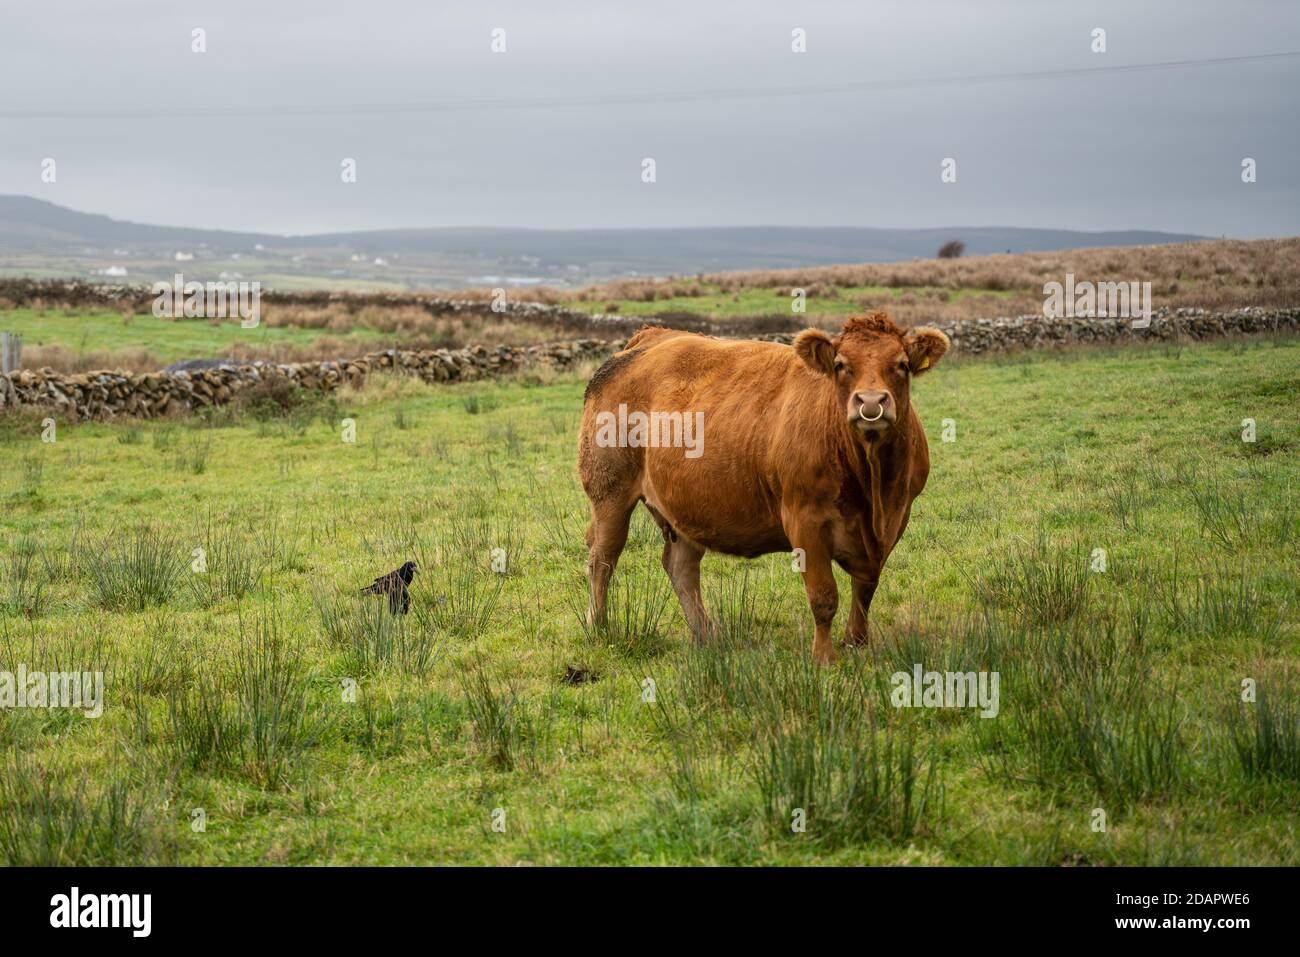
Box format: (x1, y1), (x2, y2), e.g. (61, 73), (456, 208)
(812, 644), (839, 666)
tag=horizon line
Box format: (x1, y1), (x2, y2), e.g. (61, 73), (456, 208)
(0, 195), (1220, 242)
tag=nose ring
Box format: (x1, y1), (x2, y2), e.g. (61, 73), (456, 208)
(859, 403), (885, 422)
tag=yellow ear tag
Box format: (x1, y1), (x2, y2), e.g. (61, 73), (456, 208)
(918, 356), (930, 370)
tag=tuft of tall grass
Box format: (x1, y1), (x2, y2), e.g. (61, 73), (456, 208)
(676, 570), (770, 710)
(151, 423), (179, 452)
(1225, 675), (1300, 782)
(572, 559), (673, 659)
(1105, 482), (1148, 532)
(458, 659), (554, 772)
(1188, 479), (1291, 549)
(353, 686), (412, 758)
(166, 663), (236, 772)
(445, 505), (524, 575)
(128, 618), (193, 747)
(533, 480), (585, 557)
(647, 690), (721, 804)
(706, 568), (763, 644)
(425, 562), (504, 640)
(254, 505), (307, 575)
(1, 534), (50, 617)
(131, 615), (193, 698)
(1045, 450), (1071, 491)
(232, 611), (321, 790)
(315, 588), (443, 675)
(974, 536), (1092, 624)
(187, 516), (265, 606)
(460, 392), (498, 415)
(16, 455), (44, 497)
(171, 432), (212, 474)
(1155, 559), (1283, 643)
(745, 651), (941, 845)
(985, 650), (1186, 807)
(38, 518), (83, 584)
(81, 525), (186, 610)
(167, 611), (321, 790)
(502, 421), (522, 456)
(0, 757), (174, 865)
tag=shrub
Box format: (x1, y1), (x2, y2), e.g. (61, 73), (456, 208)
(232, 375), (309, 420)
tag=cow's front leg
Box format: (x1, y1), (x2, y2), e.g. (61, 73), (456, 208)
(790, 524), (838, 664)
(845, 576), (878, 647)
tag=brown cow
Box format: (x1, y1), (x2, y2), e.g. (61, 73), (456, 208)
(577, 312), (949, 663)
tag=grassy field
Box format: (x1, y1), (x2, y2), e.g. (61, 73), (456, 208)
(0, 307), (401, 371)
(567, 283), (1017, 320)
(7, 239), (1300, 377)
(0, 304), (569, 373)
(557, 237), (1300, 323)
(0, 335), (1297, 865)
(0, 265), (411, 295)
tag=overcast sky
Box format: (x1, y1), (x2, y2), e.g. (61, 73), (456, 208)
(1, 0), (1297, 236)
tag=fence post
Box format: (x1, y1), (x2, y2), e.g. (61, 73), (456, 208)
(1, 332), (21, 374)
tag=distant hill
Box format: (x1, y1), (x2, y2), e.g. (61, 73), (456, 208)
(0, 195), (1209, 287)
(0, 195), (279, 248)
(289, 224), (1209, 270)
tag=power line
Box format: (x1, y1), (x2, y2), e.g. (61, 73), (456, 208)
(2, 50), (1297, 120)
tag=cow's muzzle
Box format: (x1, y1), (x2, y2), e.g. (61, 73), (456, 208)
(850, 391), (896, 432)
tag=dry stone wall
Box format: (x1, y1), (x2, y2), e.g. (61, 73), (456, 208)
(0, 340), (611, 420)
(750, 307), (1300, 353)
(0, 278), (608, 328)
(1, 307), (1295, 421)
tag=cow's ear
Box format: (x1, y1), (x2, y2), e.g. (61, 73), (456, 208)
(905, 327), (949, 376)
(794, 329), (837, 376)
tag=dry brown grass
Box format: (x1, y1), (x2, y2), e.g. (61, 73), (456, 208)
(827, 292), (1044, 327)
(700, 238), (1300, 304)
(20, 344), (164, 374)
(261, 305), (558, 348)
(506, 237), (1300, 314)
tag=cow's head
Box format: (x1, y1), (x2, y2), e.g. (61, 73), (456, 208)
(794, 312), (949, 439)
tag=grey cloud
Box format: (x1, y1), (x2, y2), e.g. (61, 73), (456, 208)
(0, 0), (1296, 236)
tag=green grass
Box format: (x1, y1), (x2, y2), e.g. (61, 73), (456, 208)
(0, 307), (398, 365)
(0, 334), (1296, 864)
(569, 283), (1016, 319)
(254, 273), (408, 293)
(0, 266), (410, 294)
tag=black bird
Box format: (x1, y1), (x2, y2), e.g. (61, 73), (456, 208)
(562, 665), (599, 686)
(361, 561), (418, 614)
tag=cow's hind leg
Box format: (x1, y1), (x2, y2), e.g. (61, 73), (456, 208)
(662, 534), (709, 643)
(644, 504), (709, 641)
(585, 498), (635, 630)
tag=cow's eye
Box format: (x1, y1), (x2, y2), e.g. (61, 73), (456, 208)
(898, 359), (910, 373)
(834, 359), (846, 373)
